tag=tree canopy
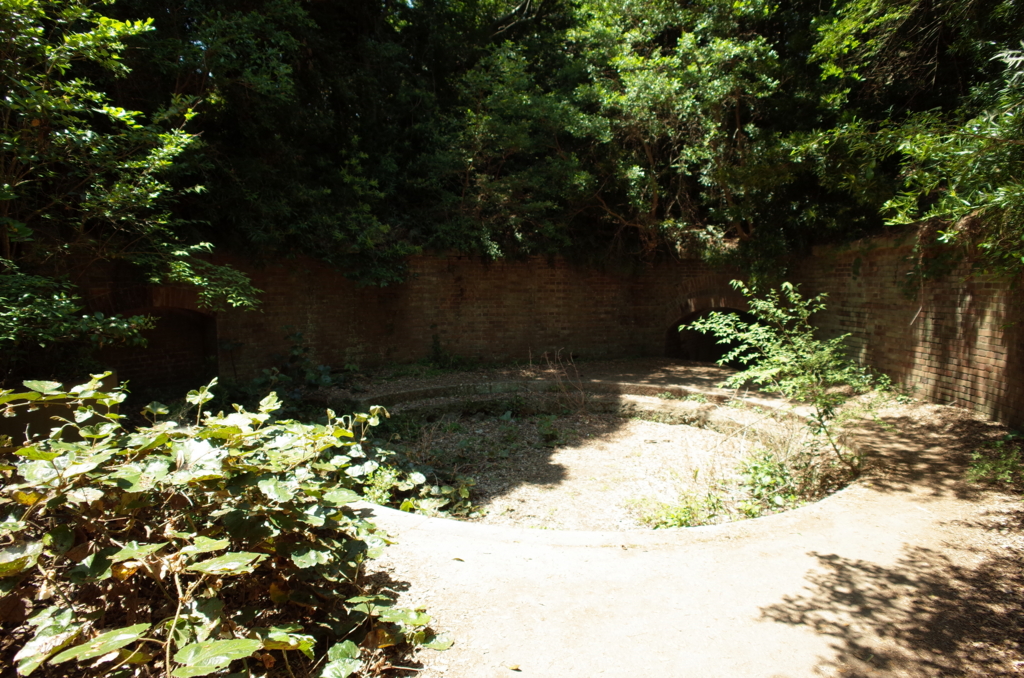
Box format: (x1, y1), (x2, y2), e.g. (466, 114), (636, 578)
(3, 0), (1022, 362)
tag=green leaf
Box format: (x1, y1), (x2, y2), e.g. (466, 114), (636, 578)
(109, 457), (171, 491)
(22, 381), (63, 394)
(258, 392), (281, 414)
(0, 392), (41, 405)
(257, 477), (294, 503)
(111, 541), (167, 563)
(162, 616), (191, 651)
(320, 640), (361, 678)
(321, 657), (362, 678)
(379, 607), (431, 627)
(327, 639), (359, 661)
(42, 526), (74, 555)
(171, 638), (261, 677)
(253, 624), (315, 658)
(125, 431), (169, 453)
(180, 536), (230, 556)
(143, 401), (170, 417)
(50, 623), (151, 664)
(322, 488), (361, 506)
(191, 598), (224, 644)
(298, 504), (326, 526)
(14, 607), (82, 676)
(184, 380), (217, 408)
(346, 594), (392, 605)
(169, 439), (226, 483)
(68, 550), (116, 584)
(345, 460), (378, 478)
(17, 460), (59, 485)
(0, 542), (43, 577)
(186, 552), (267, 576)
(14, 447), (61, 461)
(290, 546), (332, 569)
(422, 633), (454, 651)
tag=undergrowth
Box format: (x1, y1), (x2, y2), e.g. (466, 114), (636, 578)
(968, 432), (1024, 489)
(632, 407), (852, 528)
(0, 375), (452, 677)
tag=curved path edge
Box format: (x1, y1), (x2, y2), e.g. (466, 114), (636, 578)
(359, 369), (1017, 678)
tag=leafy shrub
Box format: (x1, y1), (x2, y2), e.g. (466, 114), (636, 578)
(636, 491), (726, 528)
(684, 280), (875, 474)
(0, 376), (450, 677)
(735, 452), (801, 517)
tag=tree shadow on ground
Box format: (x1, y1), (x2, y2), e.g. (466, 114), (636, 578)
(391, 404), (630, 500)
(845, 405), (1009, 500)
(760, 506), (1024, 676)
(580, 358), (737, 392)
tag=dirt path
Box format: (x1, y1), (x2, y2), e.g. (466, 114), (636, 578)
(359, 363), (1024, 678)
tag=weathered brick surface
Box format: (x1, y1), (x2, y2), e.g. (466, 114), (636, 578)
(87, 236), (1022, 427)
(792, 231), (1024, 426)
(211, 254), (740, 381)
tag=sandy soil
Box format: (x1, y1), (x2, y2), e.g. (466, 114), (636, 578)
(350, 360), (1024, 678)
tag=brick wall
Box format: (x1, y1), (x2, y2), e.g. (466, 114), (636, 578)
(212, 254), (740, 381)
(86, 235), (1023, 427)
(793, 231), (1024, 427)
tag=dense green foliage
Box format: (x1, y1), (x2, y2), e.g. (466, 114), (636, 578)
(969, 432), (1023, 488)
(808, 0), (1024, 277)
(4, 0), (1022, 371)
(0, 376), (450, 677)
(4, 0), (1019, 376)
(0, 270), (154, 379)
(37, 0), (1013, 284)
(0, 0), (259, 381)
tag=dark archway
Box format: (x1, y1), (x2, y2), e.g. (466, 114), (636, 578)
(665, 308), (756, 367)
(99, 307), (218, 392)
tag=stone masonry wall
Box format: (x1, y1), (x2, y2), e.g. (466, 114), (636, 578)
(793, 231), (1024, 426)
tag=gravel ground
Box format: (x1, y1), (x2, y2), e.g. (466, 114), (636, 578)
(399, 411), (756, 530)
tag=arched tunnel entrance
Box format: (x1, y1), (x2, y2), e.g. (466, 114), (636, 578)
(98, 307), (218, 393)
(665, 308), (757, 368)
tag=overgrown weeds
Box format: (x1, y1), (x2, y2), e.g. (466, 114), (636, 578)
(684, 280), (877, 475)
(968, 432), (1024, 488)
(0, 376), (451, 677)
(632, 409), (852, 528)
(543, 350), (588, 413)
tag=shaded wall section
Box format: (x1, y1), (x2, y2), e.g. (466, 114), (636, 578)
(793, 231), (1024, 427)
(212, 254), (740, 380)
(78, 235), (1024, 427)
(97, 308), (218, 392)
(668, 308), (757, 366)
(83, 276), (218, 393)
